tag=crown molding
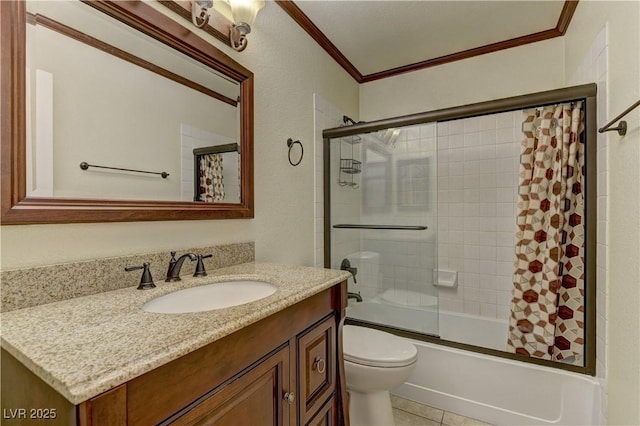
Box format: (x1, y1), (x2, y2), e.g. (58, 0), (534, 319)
(275, 0), (362, 82)
(276, 0), (579, 84)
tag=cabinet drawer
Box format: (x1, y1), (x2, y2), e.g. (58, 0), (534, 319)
(297, 315), (336, 424)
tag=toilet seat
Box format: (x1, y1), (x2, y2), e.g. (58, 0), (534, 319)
(343, 325), (417, 368)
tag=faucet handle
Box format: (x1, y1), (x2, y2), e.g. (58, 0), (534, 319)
(194, 254), (213, 277)
(340, 258), (357, 284)
(125, 262), (156, 290)
(170, 251), (177, 261)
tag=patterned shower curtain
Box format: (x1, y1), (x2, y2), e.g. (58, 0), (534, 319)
(506, 102), (585, 366)
(199, 154), (225, 202)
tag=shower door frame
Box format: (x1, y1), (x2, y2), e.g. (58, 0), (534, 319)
(323, 83), (598, 376)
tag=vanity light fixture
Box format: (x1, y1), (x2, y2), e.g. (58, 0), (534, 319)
(192, 0), (265, 51)
(191, 0), (213, 28)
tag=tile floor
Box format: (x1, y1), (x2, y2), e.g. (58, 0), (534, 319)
(391, 396), (494, 426)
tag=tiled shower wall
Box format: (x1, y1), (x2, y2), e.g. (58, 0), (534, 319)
(358, 124), (438, 304)
(315, 96), (520, 315)
(436, 112), (521, 319)
(314, 96), (438, 304)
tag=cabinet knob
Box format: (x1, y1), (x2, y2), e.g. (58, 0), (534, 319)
(283, 392), (295, 404)
(313, 357), (326, 374)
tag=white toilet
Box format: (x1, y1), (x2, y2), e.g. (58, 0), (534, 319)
(343, 325), (418, 426)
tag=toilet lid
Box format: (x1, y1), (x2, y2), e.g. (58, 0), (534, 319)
(343, 325), (417, 368)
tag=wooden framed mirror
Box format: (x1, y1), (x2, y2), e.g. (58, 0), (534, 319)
(1, 0), (254, 224)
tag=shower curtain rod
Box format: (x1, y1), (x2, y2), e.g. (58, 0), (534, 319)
(193, 143), (240, 155)
(598, 99), (640, 136)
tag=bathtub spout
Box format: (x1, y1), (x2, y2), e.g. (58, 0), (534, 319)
(348, 292), (363, 302)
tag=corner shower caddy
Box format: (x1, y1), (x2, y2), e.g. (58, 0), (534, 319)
(338, 134), (362, 188)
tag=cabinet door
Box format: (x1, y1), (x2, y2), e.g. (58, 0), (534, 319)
(169, 347), (291, 426)
(297, 316), (336, 424)
(78, 386), (126, 426)
(305, 396), (335, 426)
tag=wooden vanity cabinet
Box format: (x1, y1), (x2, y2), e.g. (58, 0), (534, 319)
(0, 281), (348, 426)
(166, 314), (338, 426)
(94, 282), (348, 426)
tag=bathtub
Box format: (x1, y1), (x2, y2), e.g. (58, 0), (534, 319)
(347, 296), (508, 351)
(347, 300), (600, 425)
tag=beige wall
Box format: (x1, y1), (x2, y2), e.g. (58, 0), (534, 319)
(0, 1), (359, 268)
(359, 37), (565, 121)
(564, 2), (640, 424)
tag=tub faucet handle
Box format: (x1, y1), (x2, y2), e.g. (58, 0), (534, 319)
(340, 258), (357, 283)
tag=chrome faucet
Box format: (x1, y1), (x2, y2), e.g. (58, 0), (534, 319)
(165, 251), (197, 282)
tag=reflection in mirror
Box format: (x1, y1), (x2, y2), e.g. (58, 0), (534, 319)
(189, 131), (240, 203)
(324, 84), (596, 374)
(25, 1), (240, 203)
(1, 0), (254, 224)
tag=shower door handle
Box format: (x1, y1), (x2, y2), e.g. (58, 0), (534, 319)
(333, 224), (428, 230)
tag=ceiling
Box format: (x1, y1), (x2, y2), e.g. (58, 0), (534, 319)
(277, 0), (577, 83)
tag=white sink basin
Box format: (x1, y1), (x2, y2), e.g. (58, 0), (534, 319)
(143, 280), (277, 314)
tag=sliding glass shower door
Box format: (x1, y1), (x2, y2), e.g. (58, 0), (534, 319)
(325, 122), (439, 337)
(324, 84), (597, 373)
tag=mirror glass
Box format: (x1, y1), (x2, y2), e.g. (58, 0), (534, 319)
(25, 1), (241, 203)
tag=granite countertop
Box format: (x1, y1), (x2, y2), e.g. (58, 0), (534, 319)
(0, 262), (350, 405)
